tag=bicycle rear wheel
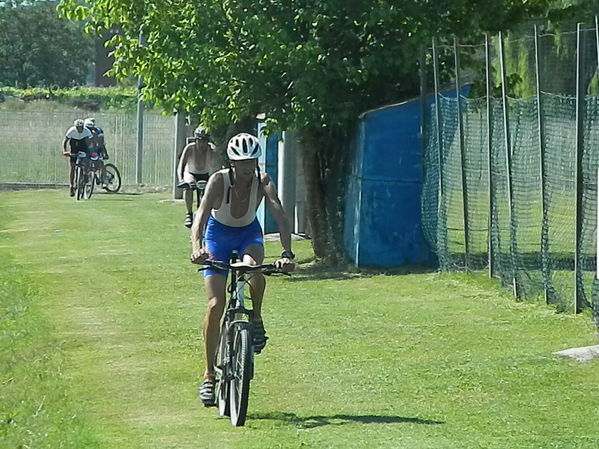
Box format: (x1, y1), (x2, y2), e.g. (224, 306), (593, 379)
(216, 323), (230, 417)
(229, 323), (253, 427)
(103, 163), (121, 193)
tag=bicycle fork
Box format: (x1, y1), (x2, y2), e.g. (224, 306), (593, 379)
(221, 279), (255, 381)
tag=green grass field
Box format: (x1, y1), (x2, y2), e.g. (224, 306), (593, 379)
(1, 189), (599, 449)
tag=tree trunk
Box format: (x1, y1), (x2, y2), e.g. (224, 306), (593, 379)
(298, 127), (349, 265)
(301, 148), (330, 259)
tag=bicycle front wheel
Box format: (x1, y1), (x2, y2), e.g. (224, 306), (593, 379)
(229, 323), (253, 427)
(84, 171), (94, 199)
(75, 165), (85, 201)
(103, 163), (121, 193)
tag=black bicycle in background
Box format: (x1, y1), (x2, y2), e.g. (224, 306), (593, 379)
(87, 153), (122, 197)
(72, 151), (89, 200)
(99, 161), (122, 193)
(200, 255), (288, 427)
(71, 151), (122, 200)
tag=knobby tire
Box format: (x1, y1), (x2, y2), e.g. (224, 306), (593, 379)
(75, 165), (85, 201)
(216, 322), (230, 417)
(103, 163), (121, 193)
(229, 324), (253, 427)
(84, 169), (94, 199)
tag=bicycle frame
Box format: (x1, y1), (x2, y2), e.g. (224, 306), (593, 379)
(199, 256), (285, 426)
(217, 255), (254, 383)
(73, 151), (89, 200)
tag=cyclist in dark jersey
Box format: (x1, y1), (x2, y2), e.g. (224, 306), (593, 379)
(62, 119), (92, 197)
(84, 118), (109, 187)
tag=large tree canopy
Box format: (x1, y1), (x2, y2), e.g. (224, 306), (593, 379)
(59, 0), (593, 262)
(0, 1), (93, 88)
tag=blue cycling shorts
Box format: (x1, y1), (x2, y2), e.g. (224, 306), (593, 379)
(203, 215), (264, 278)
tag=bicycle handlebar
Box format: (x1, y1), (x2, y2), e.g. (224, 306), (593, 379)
(198, 259), (290, 276)
(63, 151), (88, 157)
(177, 180), (207, 191)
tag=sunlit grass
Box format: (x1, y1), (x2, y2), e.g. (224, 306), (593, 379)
(1, 189), (598, 449)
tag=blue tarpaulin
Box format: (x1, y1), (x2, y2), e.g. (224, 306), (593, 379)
(344, 97), (434, 267)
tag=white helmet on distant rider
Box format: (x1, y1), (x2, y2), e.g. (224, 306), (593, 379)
(194, 125), (209, 139)
(226, 133), (262, 160)
(84, 118), (95, 128)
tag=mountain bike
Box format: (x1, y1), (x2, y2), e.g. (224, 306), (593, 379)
(199, 256), (288, 427)
(71, 151), (89, 201)
(86, 154), (122, 196)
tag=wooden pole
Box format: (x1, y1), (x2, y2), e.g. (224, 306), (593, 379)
(432, 37), (444, 201)
(454, 37), (470, 271)
(419, 46), (427, 160)
(534, 25), (550, 304)
(574, 23), (585, 313)
(498, 31), (520, 298)
(485, 34), (495, 278)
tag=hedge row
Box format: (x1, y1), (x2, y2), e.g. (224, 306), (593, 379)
(0, 86), (140, 111)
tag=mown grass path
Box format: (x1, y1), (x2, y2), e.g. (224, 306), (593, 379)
(1, 189), (599, 449)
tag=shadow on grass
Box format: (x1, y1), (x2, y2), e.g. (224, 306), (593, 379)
(290, 258), (437, 282)
(91, 193), (143, 201)
(248, 411), (444, 428)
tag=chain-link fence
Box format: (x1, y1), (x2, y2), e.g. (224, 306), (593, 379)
(0, 110), (176, 187)
(423, 24), (599, 316)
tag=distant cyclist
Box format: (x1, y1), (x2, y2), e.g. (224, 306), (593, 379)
(189, 132), (295, 406)
(177, 126), (222, 228)
(62, 119), (92, 197)
(84, 118), (109, 187)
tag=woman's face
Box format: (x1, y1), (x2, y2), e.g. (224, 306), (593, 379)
(232, 159), (257, 179)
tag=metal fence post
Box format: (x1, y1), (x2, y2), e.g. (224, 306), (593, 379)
(173, 111), (186, 199)
(596, 16), (599, 73)
(534, 25), (550, 304)
(574, 23), (585, 313)
(454, 37), (470, 271)
(485, 34), (495, 278)
(135, 95), (144, 185)
(498, 31), (520, 298)
(135, 30), (145, 185)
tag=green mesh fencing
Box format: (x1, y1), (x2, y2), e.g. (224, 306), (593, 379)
(423, 26), (599, 316)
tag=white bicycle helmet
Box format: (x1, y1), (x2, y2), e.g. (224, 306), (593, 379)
(84, 118), (95, 128)
(194, 125), (209, 138)
(227, 133), (262, 160)
(74, 119), (84, 127)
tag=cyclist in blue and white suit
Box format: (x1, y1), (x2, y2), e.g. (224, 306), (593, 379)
(62, 119), (92, 197)
(84, 118), (109, 187)
(190, 132), (295, 406)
